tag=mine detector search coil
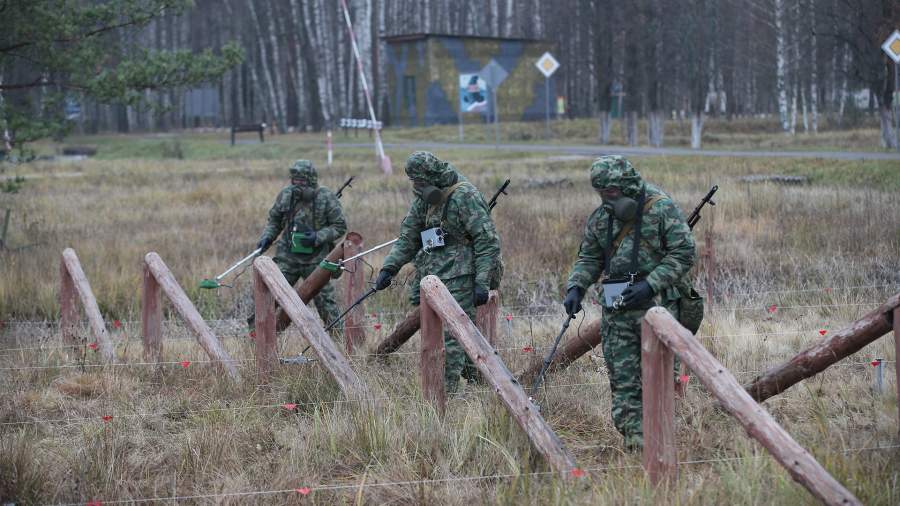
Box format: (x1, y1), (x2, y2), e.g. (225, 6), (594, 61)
(199, 248), (263, 289)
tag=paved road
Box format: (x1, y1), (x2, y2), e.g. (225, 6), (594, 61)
(339, 141), (900, 161)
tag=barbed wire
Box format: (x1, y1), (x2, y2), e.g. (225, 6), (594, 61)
(52, 444), (900, 505)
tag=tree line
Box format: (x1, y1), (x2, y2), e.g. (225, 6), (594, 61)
(2, 0), (898, 149)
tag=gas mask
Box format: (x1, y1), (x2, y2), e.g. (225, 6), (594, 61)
(600, 194), (638, 221)
(413, 180), (443, 206)
(291, 180), (316, 202)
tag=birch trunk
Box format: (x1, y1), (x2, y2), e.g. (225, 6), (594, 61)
(879, 104), (897, 149)
(774, 0), (790, 132)
(247, 1), (279, 129)
(690, 111), (703, 149)
(263, 1), (288, 132)
(837, 43), (849, 125)
(599, 111), (611, 144)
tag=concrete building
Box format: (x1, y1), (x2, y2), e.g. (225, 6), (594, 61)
(383, 33), (558, 127)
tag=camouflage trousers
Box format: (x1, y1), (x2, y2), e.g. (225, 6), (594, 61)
(600, 300), (681, 448)
(412, 274), (478, 393)
(273, 255), (342, 329)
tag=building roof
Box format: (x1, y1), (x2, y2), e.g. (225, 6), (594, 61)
(381, 32), (545, 43)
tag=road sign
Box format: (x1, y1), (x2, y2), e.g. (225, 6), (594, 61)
(535, 52), (560, 78)
(881, 30), (900, 63)
(481, 60), (509, 89)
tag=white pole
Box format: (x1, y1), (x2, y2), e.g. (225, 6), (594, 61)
(545, 76), (550, 139)
(327, 129), (333, 167)
(894, 62), (899, 152)
(339, 0), (392, 174)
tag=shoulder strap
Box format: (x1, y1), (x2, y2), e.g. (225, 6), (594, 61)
(436, 181), (468, 223)
(603, 193), (664, 275)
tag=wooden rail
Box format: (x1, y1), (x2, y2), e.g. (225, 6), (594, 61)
(254, 256), (368, 398)
(419, 276), (577, 474)
(59, 248), (116, 362)
(642, 307), (860, 505)
(374, 289), (499, 355)
(142, 252), (241, 381)
(275, 232), (363, 332)
(745, 290), (900, 402)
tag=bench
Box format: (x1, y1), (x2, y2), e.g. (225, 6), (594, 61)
(230, 123), (266, 146)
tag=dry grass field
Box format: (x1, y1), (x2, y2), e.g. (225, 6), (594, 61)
(1, 126), (898, 504)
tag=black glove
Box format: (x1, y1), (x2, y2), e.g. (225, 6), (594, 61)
(256, 237), (273, 252)
(620, 280), (654, 310)
(563, 287), (584, 316)
(374, 269), (393, 291)
(298, 231), (317, 248)
(474, 286), (489, 306)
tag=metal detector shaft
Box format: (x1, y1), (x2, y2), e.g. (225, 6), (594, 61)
(324, 287), (377, 332)
(530, 314), (576, 393)
(216, 248), (263, 281)
(341, 238), (398, 265)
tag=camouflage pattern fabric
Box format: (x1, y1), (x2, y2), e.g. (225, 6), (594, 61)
(566, 155), (696, 447)
(255, 160), (347, 331)
(261, 160), (347, 265)
(383, 151), (501, 391)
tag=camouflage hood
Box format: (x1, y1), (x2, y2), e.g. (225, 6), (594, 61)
(590, 155), (644, 199)
(289, 159), (318, 187)
(404, 151), (459, 188)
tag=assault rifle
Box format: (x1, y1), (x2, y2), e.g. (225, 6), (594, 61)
(488, 178), (511, 211)
(687, 185), (718, 229)
(335, 176), (354, 199)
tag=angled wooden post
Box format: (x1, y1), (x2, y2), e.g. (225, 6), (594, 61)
(144, 252), (241, 381)
(254, 256), (368, 398)
(60, 253), (79, 346)
(517, 319), (602, 382)
(745, 291), (900, 402)
(141, 261), (163, 363)
(254, 266), (278, 382)
(420, 297), (445, 416)
(342, 234), (366, 353)
(420, 275), (577, 474)
(475, 290), (499, 346)
(375, 307), (419, 356)
(644, 307), (861, 506)
(276, 232), (363, 332)
(641, 317), (677, 486)
(59, 248), (116, 362)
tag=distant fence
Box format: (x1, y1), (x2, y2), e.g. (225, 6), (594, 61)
(641, 307), (860, 505)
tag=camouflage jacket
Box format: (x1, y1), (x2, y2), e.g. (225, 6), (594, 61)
(382, 180), (501, 289)
(261, 185), (347, 264)
(566, 183), (696, 304)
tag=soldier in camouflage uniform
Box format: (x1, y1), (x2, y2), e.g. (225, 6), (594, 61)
(563, 155), (695, 450)
(375, 151), (502, 392)
(253, 160), (347, 328)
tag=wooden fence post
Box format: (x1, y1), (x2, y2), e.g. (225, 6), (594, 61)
(895, 307), (899, 436)
(421, 297), (446, 416)
(644, 307), (861, 506)
(475, 290), (499, 346)
(60, 254), (78, 346)
(254, 266), (278, 382)
(641, 318), (677, 486)
(144, 252), (241, 381)
(342, 234), (365, 353)
(60, 248), (116, 362)
(141, 261), (163, 363)
(254, 256), (368, 398)
(420, 275), (577, 474)
(745, 290), (900, 402)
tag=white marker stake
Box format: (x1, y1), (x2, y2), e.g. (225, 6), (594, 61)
(340, 0), (392, 174)
(327, 129), (333, 167)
